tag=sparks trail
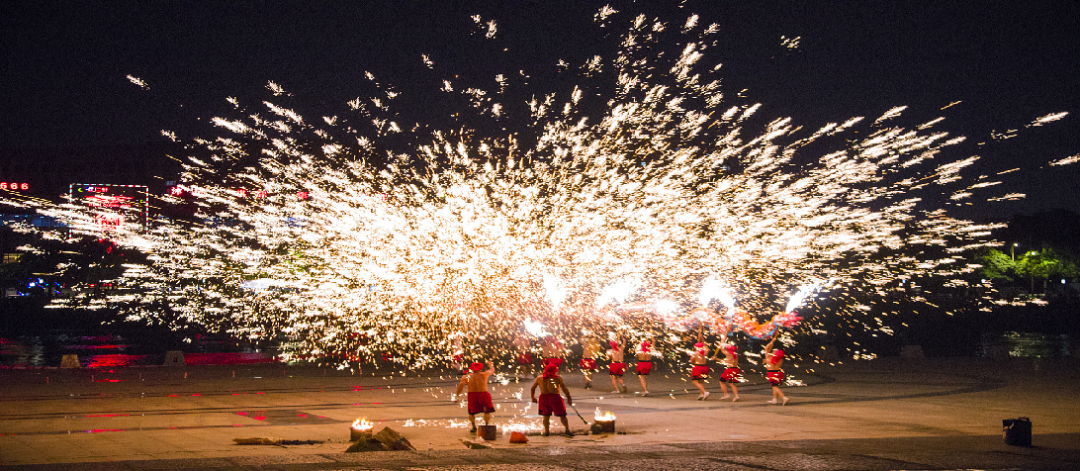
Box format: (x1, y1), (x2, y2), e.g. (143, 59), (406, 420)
(1, 6), (1072, 369)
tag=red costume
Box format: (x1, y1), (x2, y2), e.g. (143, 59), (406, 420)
(608, 362), (625, 376)
(691, 364), (709, 380)
(517, 352), (533, 365)
(579, 358), (597, 370)
(720, 367), (742, 383)
(537, 393), (566, 416)
(767, 370), (785, 386)
(467, 391), (496, 415)
(635, 361), (652, 375)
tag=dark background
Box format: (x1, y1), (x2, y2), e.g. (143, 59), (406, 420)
(2, 1), (1079, 216)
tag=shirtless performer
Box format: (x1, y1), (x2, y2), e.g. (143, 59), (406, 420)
(541, 334), (564, 369)
(764, 331), (789, 405)
(530, 364), (574, 437)
(712, 332), (741, 401)
(579, 335), (602, 389)
(635, 336), (656, 396)
(454, 361), (496, 433)
(607, 335), (627, 394)
(690, 329), (711, 400)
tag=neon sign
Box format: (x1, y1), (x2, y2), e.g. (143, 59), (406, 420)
(0, 182), (30, 191)
(168, 187), (311, 200)
(69, 183), (149, 234)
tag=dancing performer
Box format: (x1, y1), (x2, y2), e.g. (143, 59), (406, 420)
(764, 331), (789, 405)
(713, 332), (741, 402)
(531, 364), (574, 437)
(607, 335), (627, 394)
(580, 335), (601, 389)
(454, 361), (497, 433)
(635, 336), (655, 396)
(690, 330), (711, 400)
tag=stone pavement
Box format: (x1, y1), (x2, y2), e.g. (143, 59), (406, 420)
(1, 357), (1078, 470)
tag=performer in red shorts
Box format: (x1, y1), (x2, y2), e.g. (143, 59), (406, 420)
(635, 337), (655, 396)
(712, 331), (741, 401)
(454, 362), (496, 433)
(764, 331), (789, 406)
(530, 364), (574, 436)
(580, 335), (601, 389)
(607, 336), (627, 394)
(690, 330), (711, 400)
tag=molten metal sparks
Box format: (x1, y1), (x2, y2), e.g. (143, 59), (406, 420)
(1, 6), (1068, 368)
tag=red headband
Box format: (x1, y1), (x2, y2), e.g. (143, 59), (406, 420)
(469, 362), (484, 371)
(543, 364), (559, 378)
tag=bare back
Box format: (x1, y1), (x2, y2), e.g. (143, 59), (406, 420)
(723, 349), (738, 367)
(690, 350), (707, 365)
(462, 370), (492, 392)
(534, 375), (566, 395)
(608, 346), (624, 363)
(766, 352), (783, 370)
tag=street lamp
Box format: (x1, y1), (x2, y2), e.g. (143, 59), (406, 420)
(1011, 243), (1018, 261)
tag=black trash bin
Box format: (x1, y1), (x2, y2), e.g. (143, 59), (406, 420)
(1003, 417), (1032, 447)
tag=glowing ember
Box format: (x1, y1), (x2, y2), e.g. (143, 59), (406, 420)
(351, 418), (374, 432)
(594, 408), (616, 422)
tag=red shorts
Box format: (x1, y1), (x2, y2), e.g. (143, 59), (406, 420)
(453, 354), (464, 363)
(517, 353), (534, 365)
(767, 370), (785, 387)
(609, 362), (625, 376)
(580, 358), (597, 370)
(537, 393), (566, 417)
(467, 391), (496, 415)
(721, 367), (742, 383)
(636, 361), (652, 375)
(691, 365), (709, 380)
(543, 357), (564, 368)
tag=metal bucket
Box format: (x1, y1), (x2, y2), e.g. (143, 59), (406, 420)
(479, 424), (497, 441)
(595, 420), (615, 434)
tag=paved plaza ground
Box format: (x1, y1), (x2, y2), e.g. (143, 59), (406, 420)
(1, 356), (1078, 470)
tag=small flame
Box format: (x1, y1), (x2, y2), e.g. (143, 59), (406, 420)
(351, 418), (374, 431)
(594, 407), (616, 421)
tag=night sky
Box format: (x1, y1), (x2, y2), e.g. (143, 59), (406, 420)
(2, 1), (1078, 218)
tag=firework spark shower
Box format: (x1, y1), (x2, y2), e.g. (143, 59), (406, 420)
(2, 6), (1073, 368)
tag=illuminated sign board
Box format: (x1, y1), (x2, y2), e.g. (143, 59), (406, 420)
(167, 186), (313, 200)
(68, 183), (149, 234)
(0, 182), (30, 191)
